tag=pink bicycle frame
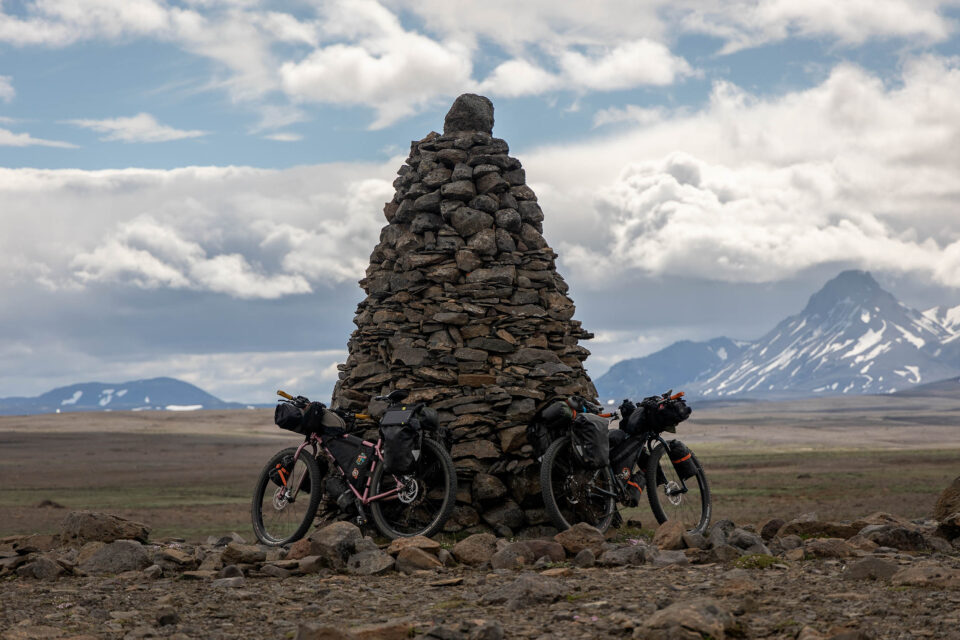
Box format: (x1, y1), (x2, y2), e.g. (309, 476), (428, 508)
(291, 432), (403, 505)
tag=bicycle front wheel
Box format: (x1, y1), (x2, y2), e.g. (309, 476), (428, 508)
(251, 447), (322, 546)
(540, 435), (617, 533)
(645, 441), (711, 534)
(368, 437), (457, 539)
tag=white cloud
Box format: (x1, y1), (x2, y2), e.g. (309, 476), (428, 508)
(280, 1), (473, 129)
(0, 75), (13, 102)
(0, 127), (76, 148)
(477, 59), (561, 98)
(478, 40), (692, 98)
(559, 40), (692, 90)
(1, 0), (955, 132)
(65, 113), (208, 143)
(520, 55), (960, 289)
(681, 0), (954, 53)
(0, 162), (394, 299)
(263, 132), (302, 142)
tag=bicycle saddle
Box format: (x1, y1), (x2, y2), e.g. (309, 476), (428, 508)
(375, 389), (410, 404)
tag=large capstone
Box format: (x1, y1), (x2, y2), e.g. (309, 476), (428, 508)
(443, 93), (494, 135)
(332, 94), (595, 534)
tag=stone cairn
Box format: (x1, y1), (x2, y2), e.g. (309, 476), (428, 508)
(332, 94), (596, 536)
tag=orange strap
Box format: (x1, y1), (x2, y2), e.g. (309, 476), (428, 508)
(670, 391), (685, 400)
(672, 453), (692, 463)
(627, 480), (643, 492)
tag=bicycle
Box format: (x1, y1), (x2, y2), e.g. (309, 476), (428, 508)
(251, 389), (457, 545)
(538, 392), (711, 535)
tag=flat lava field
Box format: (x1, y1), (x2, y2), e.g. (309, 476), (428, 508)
(2, 394), (958, 540)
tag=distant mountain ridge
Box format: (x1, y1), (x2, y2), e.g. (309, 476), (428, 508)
(595, 271), (960, 402)
(0, 377), (246, 416)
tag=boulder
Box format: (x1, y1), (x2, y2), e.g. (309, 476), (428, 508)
(636, 598), (734, 640)
(61, 511), (149, 545)
(805, 538), (853, 558)
(79, 540), (150, 575)
(221, 542), (265, 565)
(554, 523), (605, 555)
(347, 550), (395, 576)
(452, 533), (498, 566)
(395, 547), (442, 574)
(934, 476), (960, 522)
(386, 535), (440, 556)
(860, 525), (928, 551)
(652, 520), (686, 550)
(844, 557), (898, 581)
(16, 557), (63, 580)
(308, 522), (363, 569)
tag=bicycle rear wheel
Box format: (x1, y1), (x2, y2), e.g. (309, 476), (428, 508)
(251, 447), (322, 546)
(368, 437), (456, 539)
(540, 435), (617, 533)
(645, 441), (711, 534)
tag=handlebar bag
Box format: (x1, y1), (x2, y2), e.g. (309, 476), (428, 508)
(379, 406), (421, 475)
(637, 396), (692, 433)
(667, 440), (698, 480)
(570, 413), (610, 469)
(274, 403), (305, 433)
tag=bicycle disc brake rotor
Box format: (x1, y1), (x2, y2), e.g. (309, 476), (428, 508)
(664, 481), (683, 506)
(272, 487), (290, 511)
(397, 476), (420, 504)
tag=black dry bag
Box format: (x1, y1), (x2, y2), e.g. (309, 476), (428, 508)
(274, 403), (304, 433)
(527, 400), (574, 459)
(570, 413), (610, 469)
(668, 440), (698, 480)
(379, 406), (421, 475)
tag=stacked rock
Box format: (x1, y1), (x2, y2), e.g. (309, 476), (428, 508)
(331, 94), (596, 535)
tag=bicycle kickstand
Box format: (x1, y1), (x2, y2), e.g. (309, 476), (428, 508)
(353, 497), (368, 527)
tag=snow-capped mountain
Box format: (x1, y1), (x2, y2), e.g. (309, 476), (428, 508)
(596, 270), (960, 401)
(0, 377), (245, 415)
(694, 271), (958, 397)
(594, 337), (749, 403)
(923, 305), (960, 338)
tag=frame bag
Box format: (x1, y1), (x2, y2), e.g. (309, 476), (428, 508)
(570, 413), (610, 469)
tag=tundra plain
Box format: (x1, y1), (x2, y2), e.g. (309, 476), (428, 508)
(2, 394), (958, 540)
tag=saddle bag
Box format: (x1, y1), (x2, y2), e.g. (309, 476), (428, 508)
(667, 440), (698, 480)
(570, 413), (610, 469)
(379, 406), (422, 475)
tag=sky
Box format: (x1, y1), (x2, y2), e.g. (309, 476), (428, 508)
(3, 0), (960, 403)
